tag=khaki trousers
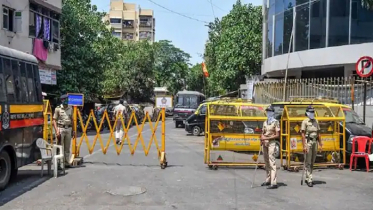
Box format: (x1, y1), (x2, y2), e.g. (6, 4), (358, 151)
(59, 127), (72, 166)
(263, 141), (277, 185)
(305, 140), (318, 183)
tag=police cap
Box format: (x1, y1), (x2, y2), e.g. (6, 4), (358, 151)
(265, 105), (275, 112)
(306, 105), (315, 112)
(60, 94), (68, 99)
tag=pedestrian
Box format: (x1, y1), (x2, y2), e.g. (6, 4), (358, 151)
(52, 95), (73, 169)
(260, 105), (280, 189)
(115, 99), (127, 145)
(301, 105), (323, 187)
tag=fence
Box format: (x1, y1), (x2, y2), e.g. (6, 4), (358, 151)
(254, 76), (373, 106)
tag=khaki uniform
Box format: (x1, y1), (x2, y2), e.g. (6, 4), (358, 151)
(114, 104), (126, 140)
(53, 104), (73, 166)
(262, 120), (280, 185)
(301, 118), (320, 183)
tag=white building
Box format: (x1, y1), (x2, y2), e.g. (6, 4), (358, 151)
(1, 0), (61, 85)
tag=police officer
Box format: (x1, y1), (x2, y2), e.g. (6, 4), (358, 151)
(301, 106), (323, 187)
(53, 95), (73, 168)
(260, 106), (280, 189)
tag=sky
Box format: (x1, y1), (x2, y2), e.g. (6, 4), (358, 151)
(91, 0), (261, 65)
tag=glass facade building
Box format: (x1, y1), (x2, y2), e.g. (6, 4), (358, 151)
(265, 0), (373, 59)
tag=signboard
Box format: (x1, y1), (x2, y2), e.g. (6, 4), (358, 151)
(355, 56), (373, 78)
(155, 96), (172, 108)
(39, 69), (57, 85)
(67, 93), (84, 106)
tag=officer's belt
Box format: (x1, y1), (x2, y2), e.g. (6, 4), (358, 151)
(58, 124), (71, 129)
(307, 136), (318, 141)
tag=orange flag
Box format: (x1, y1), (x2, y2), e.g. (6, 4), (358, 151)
(202, 62), (209, 77)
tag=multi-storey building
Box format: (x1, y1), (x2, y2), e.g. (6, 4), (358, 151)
(261, 0), (373, 78)
(1, 0), (61, 86)
(103, 0), (155, 42)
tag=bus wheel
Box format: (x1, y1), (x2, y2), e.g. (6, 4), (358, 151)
(0, 150), (12, 191)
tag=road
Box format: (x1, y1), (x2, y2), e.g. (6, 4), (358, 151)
(1, 118), (373, 210)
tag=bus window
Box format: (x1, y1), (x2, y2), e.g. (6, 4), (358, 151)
(33, 65), (42, 102)
(0, 58), (7, 102)
(26, 64), (35, 102)
(12, 60), (21, 102)
(4, 59), (15, 102)
(20, 62), (29, 102)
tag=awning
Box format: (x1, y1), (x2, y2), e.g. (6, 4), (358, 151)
(30, 0), (62, 13)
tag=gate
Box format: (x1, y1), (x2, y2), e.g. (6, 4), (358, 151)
(71, 107), (167, 169)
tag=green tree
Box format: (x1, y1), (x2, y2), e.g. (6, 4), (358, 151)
(203, 0), (262, 96)
(53, 0), (120, 101)
(153, 40), (191, 95)
(362, 0), (373, 9)
(186, 63), (205, 93)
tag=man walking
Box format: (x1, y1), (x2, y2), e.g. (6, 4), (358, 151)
(115, 99), (126, 145)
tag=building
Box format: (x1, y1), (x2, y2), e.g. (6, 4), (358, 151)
(1, 0), (61, 87)
(103, 0), (155, 42)
(261, 0), (373, 79)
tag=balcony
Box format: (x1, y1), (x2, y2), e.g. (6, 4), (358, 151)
(123, 33), (134, 40)
(123, 20), (134, 28)
(139, 31), (152, 40)
(139, 18), (152, 27)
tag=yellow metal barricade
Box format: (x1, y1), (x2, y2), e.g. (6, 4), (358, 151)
(72, 107), (167, 169)
(280, 104), (346, 171)
(43, 100), (54, 145)
(204, 102), (268, 169)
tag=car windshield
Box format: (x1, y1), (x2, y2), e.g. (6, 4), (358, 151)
(343, 108), (364, 124)
(175, 95), (199, 109)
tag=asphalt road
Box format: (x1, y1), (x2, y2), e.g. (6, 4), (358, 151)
(1, 118), (373, 210)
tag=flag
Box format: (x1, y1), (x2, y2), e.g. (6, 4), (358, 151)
(202, 62), (209, 77)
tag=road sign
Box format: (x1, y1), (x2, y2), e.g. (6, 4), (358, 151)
(67, 93), (84, 106)
(355, 56), (373, 78)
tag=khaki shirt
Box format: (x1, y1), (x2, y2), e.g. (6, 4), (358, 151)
(53, 104), (72, 126)
(262, 120), (280, 138)
(301, 118), (320, 139)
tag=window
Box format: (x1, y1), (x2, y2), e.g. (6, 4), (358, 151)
(123, 20), (134, 28)
(328, 0), (350, 47)
(3, 59), (15, 102)
(12, 60), (21, 102)
(33, 65), (42, 102)
(3, 6), (14, 32)
(29, 3), (60, 44)
(112, 32), (121, 38)
(0, 58), (7, 102)
(200, 105), (207, 115)
(139, 31), (151, 39)
(110, 18), (121, 23)
(20, 62), (29, 102)
(26, 64), (35, 102)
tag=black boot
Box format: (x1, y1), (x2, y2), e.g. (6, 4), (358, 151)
(261, 182), (270, 186)
(267, 185), (278, 189)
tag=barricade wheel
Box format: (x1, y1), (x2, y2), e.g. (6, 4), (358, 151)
(338, 164), (344, 170)
(161, 163), (166, 169)
(282, 165), (288, 171)
(212, 165), (218, 170)
(208, 165), (213, 170)
(293, 167), (299, 172)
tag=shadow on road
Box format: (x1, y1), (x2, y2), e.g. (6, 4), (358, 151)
(0, 169), (51, 207)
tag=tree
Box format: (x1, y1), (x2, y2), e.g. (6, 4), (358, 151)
(153, 40), (191, 95)
(362, 0), (373, 10)
(52, 0), (120, 101)
(186, 63), (205, 93)
(203, 0), (262, 96)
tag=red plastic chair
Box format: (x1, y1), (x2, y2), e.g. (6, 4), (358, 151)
(349, 136), (372, 172)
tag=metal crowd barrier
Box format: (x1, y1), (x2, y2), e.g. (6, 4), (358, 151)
(204, 102), (268, 169)
(280, 104), (346, 171)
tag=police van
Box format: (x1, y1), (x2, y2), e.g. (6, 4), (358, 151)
(0, 45), (44, 190)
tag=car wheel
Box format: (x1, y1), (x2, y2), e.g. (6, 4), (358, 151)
(175, 122), (179, 128)
(0, 150), (12, 191)
(274, 141), (281, 159)
(192, 126), (201, 136)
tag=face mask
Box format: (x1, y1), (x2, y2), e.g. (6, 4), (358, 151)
(62, 99), (68, 106)
(306, 112), (315, 120)
(266, 111), (275, 123)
